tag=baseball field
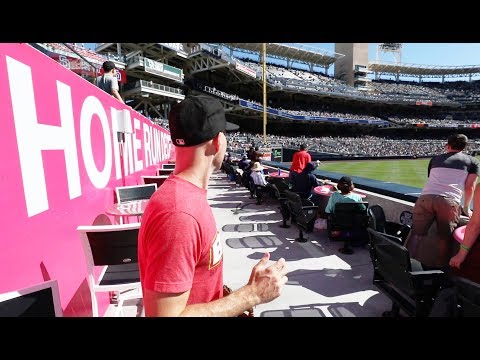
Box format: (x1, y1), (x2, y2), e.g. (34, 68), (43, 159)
(318, 158), (430, 189)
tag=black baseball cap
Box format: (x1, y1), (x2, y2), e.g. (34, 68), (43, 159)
(169, 95), (236, 147)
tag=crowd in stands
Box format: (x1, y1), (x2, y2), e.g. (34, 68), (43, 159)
(237, 58), (480, 107)
(370, 80), (456, 104)
(190, 77), (480, 128)
(225, 131), (480, 158)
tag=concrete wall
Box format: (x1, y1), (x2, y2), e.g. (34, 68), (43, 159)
(334, 43), (369, 86)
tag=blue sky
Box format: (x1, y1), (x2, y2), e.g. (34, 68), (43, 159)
(312, 43), (480, 66)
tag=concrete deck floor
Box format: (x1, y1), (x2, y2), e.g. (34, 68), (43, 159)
(105, 170), (392, 317)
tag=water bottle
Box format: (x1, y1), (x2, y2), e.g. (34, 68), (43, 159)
(277, 167), (281, 176)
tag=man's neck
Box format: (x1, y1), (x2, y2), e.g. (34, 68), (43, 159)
(175, 170), (209, 190)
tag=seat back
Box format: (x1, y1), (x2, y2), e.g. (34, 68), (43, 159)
(368, 204), (411, 244)
(453, 276), (480, 317)
(270, 183), (281, 199)
(0, 279), (62, 317)
(77, 223), (140, 267)
(368, 204), (387, 233)
(142, 175), (168, 188)
(276, 179), (291, 195)
(162, 163), (175, 170)
(157, 168), (175, 176)
(284, 190), (317, 229)
(332, 202), (369, 230)
(285, 190), (304, 218)
(367, 227), (413, 293)
(116, 183), (157, 203)
(77, 223), (141, 317)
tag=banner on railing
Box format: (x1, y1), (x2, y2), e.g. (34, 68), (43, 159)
(271, 147), (283, 162)
(235, 62), (257, 78)
(0, 43), (174, 314)
(51, 54), (99, 78)
(144, 57), (183, 81)
(415, 100), (433, 106)
(238, 100), (390, 126)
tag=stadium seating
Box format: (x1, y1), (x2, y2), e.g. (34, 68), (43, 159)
(368, 204), (410, 244)
(327, 202), (370, 254)
(367, 227), (446, 317)
(284, 190), (318, 243)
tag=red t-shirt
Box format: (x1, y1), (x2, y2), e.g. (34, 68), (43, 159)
(138, 175), (223, 304)
(290, 150), (312, 173)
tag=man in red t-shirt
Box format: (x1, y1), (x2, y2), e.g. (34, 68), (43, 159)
(289, 144), (311, 184)
(138, 95), (289, 316)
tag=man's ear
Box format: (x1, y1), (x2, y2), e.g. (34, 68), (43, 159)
(212, 133), (221, 153)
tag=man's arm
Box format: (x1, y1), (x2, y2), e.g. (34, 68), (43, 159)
(463, 173), (478, 217)
(144, 252), (288, 317)
(112, 88), (124, 104)
(111, 76), (124, 104)
(450, 184), (480, 268)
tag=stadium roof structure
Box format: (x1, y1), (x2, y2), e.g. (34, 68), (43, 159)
(221, 43), (344, 69)
(369, 61), (480, 78)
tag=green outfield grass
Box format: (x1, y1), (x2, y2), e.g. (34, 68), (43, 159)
(319, 159), (430, 189)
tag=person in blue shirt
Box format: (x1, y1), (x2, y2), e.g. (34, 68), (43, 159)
(291, 162), (322, 202)
(325, 176), (365, 215)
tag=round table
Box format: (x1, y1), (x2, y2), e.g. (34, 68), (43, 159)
(313, 185), (366, 219)
(313, 184), (335, 196)
(106, 199), (150, 223)
(454, 225), (466, 243)
(313, 185), (366, 198)
(268, 172), (289, 178)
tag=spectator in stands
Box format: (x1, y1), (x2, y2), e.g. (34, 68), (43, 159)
(289, 144), (311, 184)
(250, 161), (275, 201)
(96, 61), (124, 104)
(138, 95), (288, 316)
(291, 161), (322, 202)
(248, 146), (263, 164)
(324, 176), (365, 238)
(238, 155), (251, 171)
(250, 162), (269, 187)
(246, 144), (255, 161)
(324, 176), (365, 215)
(405, 134), (480, 270)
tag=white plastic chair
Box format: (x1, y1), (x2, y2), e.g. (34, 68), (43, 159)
(77, 223), (143, 317)
(0, 279), (63, 317)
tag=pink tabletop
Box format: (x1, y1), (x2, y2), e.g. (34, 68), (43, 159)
(268, 172), (289, 178)
(454, 225), (466, 243)
(313, 185), (366, 198)
(313, 184), (335, 195)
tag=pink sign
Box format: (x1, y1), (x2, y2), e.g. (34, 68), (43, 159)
(0, 43), (175, 316)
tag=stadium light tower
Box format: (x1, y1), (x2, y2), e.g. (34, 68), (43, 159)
(376, 43), (403, 64)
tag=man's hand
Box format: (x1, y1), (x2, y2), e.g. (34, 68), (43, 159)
(450, 251), (468, 269)
(463, 206), (473, 218)
(247, 252), (288, 305)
